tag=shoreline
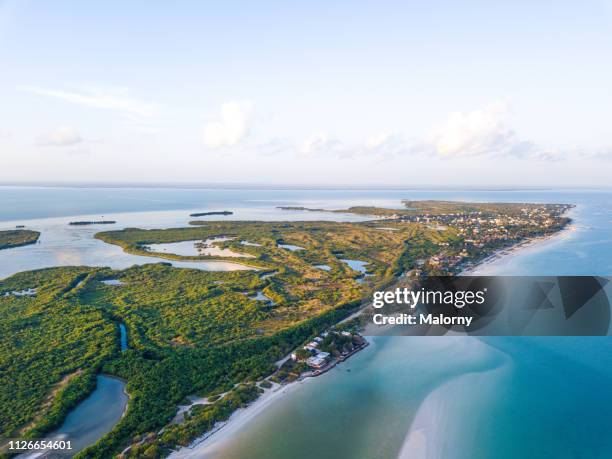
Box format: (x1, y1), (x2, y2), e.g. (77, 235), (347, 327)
(167, 222), (572, 458)
(167, 380), (306, 459)
(168, 339), (370, 458)
(100, 374), (131, 419)
(460, 222), (576, 275)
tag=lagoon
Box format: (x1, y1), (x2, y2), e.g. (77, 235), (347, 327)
(145, 237), (255, 258)
(0, 212), (257, 279)
(340, 258), (369, 275)
(0, 189), (377, 279)
(277, 243), (304, 251)
(19, 376), (128, 458)
(251, 291), (275, 304)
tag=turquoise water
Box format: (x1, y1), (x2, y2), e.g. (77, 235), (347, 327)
(165, 189), (612, 459)
(188, 336), (505, 459)
(190, 336), (612, 459)
(3, 186), (612, 458)
(472, 337), (612, 459)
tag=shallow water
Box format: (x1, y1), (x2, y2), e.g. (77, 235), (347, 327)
(119, 324), (128, 352)
(145, 237), (254, 258)
(0, 190), (373, 279)
(277, 243), (304, 251)
(192, 336), (506, 459)
(101, 279), (124, 286)
(240, 240), (262, 247)
(251, 291), (275, 304)
(314, 264), (331, 271)
(340, 258), (369, 274)
(19, 375), (128, 458)
(197, 337), (612, 459)
(0, 214), (256, 279)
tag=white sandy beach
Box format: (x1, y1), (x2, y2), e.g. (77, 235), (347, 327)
(168, 380), (308, 459)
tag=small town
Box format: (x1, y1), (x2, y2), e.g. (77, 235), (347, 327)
(272, 330), (369, 384)
(382, 203), (574, 275)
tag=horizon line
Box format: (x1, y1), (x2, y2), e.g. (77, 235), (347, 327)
(0, 181), (610, 191)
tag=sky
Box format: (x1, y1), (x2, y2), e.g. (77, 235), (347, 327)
(1, 0), (612, 187)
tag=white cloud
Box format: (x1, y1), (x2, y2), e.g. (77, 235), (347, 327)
(423, 103), (569, 161)
(427, 102), (525, 157)
(21, 86), (159, 118)
(255, 138), (293, 156)
(365, 133), (392, 149)
(36, 125), (82, 147)
(428, 103), (508, 156)
(246, 102), (562, 162)
(300, 132), (344, 156)
(364, 133), (409, 157)
(296, 132), (407, 158)
(203, 101), (253, 149)
(580, 147), (612, 161)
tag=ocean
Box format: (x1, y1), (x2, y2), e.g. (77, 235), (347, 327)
(2, 186), (612, 459)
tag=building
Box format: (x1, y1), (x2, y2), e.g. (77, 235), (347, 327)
(306, 352), (330, 369)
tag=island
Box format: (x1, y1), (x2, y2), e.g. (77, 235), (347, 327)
(0, 200), (572, 458)
(189, 211), (233, 217)
(69, 220), (117, 226)
(0, 229), (40, 250)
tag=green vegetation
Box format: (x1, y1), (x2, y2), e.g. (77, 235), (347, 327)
(0, 201), (571, 458)
(0, 267), (114, 439)
(272, 358), (308, 384)
(189, 211), (233, 217)
(318, 332), (364, 357)
(69, 221), (116, 226)
(0, 229), (40, 250)
(125, 383), (262, 457)
(0, 264), (359, 458)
